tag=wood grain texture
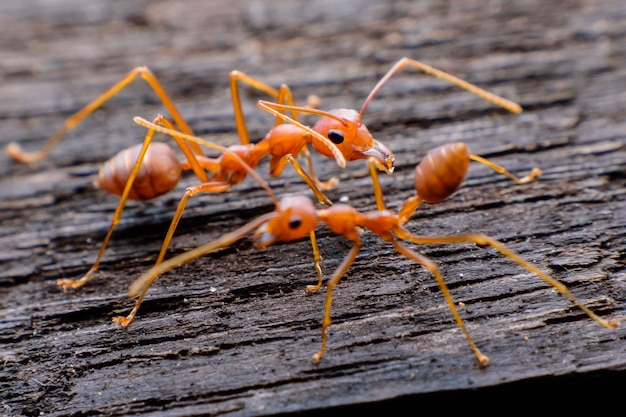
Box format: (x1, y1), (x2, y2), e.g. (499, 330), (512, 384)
(1, 0), (625, 415)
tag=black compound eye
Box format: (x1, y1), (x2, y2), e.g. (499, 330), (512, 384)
(328, 129), (344, 144)
(288, 216), (302, 229)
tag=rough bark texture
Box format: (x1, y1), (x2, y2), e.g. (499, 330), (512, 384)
(1, 0), (625, 416)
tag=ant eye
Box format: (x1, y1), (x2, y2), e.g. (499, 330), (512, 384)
(288, 216), (302, 229)
(328, 130), (344, 144)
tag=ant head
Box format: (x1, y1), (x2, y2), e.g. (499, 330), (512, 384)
(253, 196), (319, 250)
(311, 109), (395, 173)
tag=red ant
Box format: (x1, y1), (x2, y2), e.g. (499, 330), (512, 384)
(5, 58), (524, 292)
(119, 132), (618, 365)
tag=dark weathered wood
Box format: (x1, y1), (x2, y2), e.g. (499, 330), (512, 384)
(1, 0), (625, 415)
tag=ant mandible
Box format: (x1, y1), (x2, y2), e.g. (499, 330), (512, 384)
(122, 139), (618, 365)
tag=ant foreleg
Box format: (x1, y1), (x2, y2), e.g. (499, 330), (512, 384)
(368, 158), (387, 211)
(282, 155), (333, 207)
(302, 147), (339, 191)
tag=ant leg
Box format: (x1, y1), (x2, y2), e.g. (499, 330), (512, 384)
(469, 154), (542, 184)
(149, 114), (211, 183)
(230, 70), (281, 145)
(229, 71), (303, 143)
(302, 147), (339, 191)
(136, 115), (236, 269)
(398, 196), (424, 226)
(111, 180), (230, 326)
(311, 236), (362, 363)
(7, 67), (205, 168)
(275, 84), (301, 121)
(305, 230), (325, 293)
(368, 159), (386, 211)
(113, 212), (276, 326)
(154, 181), (232, 266)
(267, 153), (330, 290)
(56, 118), (163, 290)
(390, 237), (490, 366)
(396, 229), (621, 329)
(360, 57), (523, 116)
(282, 154), (333, 207)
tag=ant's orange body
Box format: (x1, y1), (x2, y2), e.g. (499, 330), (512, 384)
(120, 133), (617, 365)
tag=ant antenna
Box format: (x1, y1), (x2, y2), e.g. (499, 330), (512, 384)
(359, 57), (523, 116)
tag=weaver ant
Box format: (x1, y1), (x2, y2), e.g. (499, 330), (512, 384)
(120, 127), (618, 365)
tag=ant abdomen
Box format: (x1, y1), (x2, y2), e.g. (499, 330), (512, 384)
(95, 142), (182, 200)
(414, 142), (470, 204)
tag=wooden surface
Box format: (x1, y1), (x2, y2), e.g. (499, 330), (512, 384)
(1, 0), (625, 415)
